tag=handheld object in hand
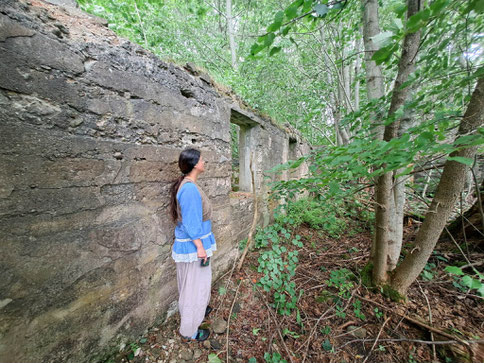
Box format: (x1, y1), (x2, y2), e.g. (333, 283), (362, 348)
(200, 256), (210, 267)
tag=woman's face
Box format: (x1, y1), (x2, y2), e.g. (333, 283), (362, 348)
(194, 155), (205, 173)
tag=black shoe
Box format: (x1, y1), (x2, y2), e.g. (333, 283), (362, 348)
(181, 328), (210, 342)
(205, 305), (213, 317)
(195, 328), (210, 341)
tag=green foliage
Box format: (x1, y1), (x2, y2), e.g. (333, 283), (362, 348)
(320, 325), (331, 335)
(445, 266), (484, 296)
(374, 307), (383, 320)
(264, 352), (288, 363)
(421, 262), (436, 281)
(326, 268), (354, 299)
(282, 328), (300, 339)
(283, 198), (347, 237)
(322, 338), (333, 352)
(324, 268), (366, 321)
(352, 299), (366, 321)
(208, 353), (223, 363)
(127, 342), (140, 360)
(256, 226), (301, 315)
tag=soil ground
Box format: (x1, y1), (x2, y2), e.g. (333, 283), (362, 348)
(109, 223), (483, 363)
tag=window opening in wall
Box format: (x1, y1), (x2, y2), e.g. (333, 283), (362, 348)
(288, 137), (298, 180)
(231, 123), (240, 191)
(230, 109), (257, 192)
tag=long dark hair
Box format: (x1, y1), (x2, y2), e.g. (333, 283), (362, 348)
(170, 148), (201, 222)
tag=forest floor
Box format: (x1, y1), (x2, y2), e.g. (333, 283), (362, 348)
(110, 223), (483, 363)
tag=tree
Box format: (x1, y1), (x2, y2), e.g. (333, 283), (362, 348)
(226, 0), (238, 70)
(390, 77), (484, 296)
(373, 0), (422, 285)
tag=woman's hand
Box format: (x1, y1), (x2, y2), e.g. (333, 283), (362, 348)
(197, 246), (207, 261)
(193, 239), (207, 262)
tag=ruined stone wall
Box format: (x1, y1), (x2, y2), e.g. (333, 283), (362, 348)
(0, 1), (310, 362)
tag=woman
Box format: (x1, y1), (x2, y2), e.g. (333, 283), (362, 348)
(170, 148), (216, 342)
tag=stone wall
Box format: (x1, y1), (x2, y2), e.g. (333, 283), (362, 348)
(0, 1), (310, 362)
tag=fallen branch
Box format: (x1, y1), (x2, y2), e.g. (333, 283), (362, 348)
(225, 281), (241, 363)
(417, 281), (437, 361)
(361, 316), (390, 363)
(356, 295), (472, 348)
(336, 338), (484, 351)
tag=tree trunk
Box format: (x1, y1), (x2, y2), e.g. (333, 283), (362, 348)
(373, 172), (393, 284)
(226, 0), (237, 70)
(445, 177), (484, 240)
(373, 0), (421, 284)
(354, 36), (361, 111)
(388, 108), (415, 270)
(391, 77), (484, 296)
(361, 0), (386, 262)
(361, 0), (385, 140)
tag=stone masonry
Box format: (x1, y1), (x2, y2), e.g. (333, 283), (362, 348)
(0, 1), (310, 362)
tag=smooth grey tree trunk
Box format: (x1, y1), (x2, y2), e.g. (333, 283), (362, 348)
(387, 109), (415, 270)
(361, 0), (385, 140)
(354, 36), (361, 111)
(226, 0), (237, 70)
(362, 0), (386, 263)
(391, 77), (484, 296)
(373, 0), (421, 284)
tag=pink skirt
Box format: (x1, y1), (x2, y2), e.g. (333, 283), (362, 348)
(176, 259), (212, 337)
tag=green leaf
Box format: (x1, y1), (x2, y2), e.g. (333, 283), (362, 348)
(332, 2), (344, 10)
(270, 46), (282, 56)
(430, 0), (450, 15)
(393, 3), (407, 17)
(248, 358), (257, 363)
(372, 44), (396, 64)
(468, 0), (484, 13)
(264, 32), (276, 47)
(314, 4), (328, 17)
(267, 11), (284, 32)
(208, 353), (223, 363)
(281, 26), (291, 36)
(371, 31), (394, 48)
(275, 10), (285, 24)
(447, 156), (474, 166)
(290, 157), (305, 168)
(322, 338), (332, 351)
(250, 42), (265, 56)
(139, 338), (147, 344)
(329, 181), (339, 194)
(285, 1), (301, 21)
(302, 0), (313, 13)
(406, 8), (431, 33)
(477, 286), (484, 297)
(445, 266), (464, 276)
(470, 278), (482, 290)
(461, 275), (473, 288)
